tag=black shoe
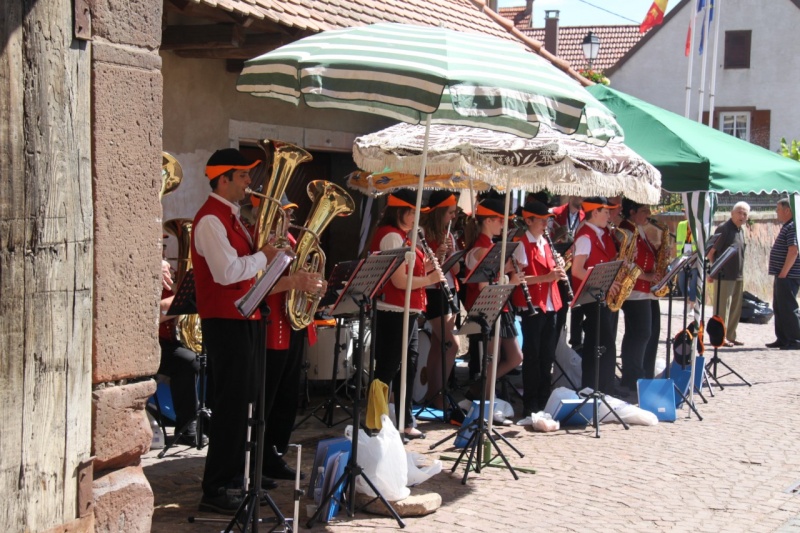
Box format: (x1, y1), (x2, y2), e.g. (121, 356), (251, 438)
(264, 461), (304, 481)
(766, 340), (784, 348)
(174, 432), (208, 447)
(780, 342), (800, 351)
(260, 477), (279, 490)
(199, 491), (243, 515)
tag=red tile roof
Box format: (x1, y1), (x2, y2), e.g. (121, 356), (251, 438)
(498, 6), (644, 72)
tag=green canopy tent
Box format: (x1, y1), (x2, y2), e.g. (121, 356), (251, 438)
(587, 84), (800, 261)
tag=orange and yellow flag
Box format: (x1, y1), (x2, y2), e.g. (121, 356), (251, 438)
(639, 0), (669, 33)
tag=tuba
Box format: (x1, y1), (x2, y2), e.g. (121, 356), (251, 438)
(286, 180), (355, 330)
(250, 139), (312, 251)
(648, 217), (674, 297)
(163, 218), (203, 353)
(606, 222), (643, 312)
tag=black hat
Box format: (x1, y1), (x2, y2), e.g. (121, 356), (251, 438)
(476, 198), (506, 218)
(520, 200), (553, 219)
(622, 198), (645, 218)
(427, 190), (457, 210)
(205, 148), (260, 180)
(582, 196), (618, 213)
(706, 315), (726, 348)
(387, 189), (428, 211)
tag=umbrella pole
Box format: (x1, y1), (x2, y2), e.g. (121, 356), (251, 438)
(398, 114), (432, 434)
(486, 186), (513, 435)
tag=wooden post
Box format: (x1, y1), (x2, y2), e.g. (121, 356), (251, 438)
(0, 0), (93, 530)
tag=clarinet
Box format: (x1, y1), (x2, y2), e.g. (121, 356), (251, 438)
(543, 227), (574, 303)
(510, 253), (538, 316)
(417, 229), (459, 315)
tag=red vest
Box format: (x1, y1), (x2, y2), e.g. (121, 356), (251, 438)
(571, 224), (617, 289)
(427, 231), (460, 292)
(552, 203), (585, 229)
(620, 220), (656, 294)
(370, 225), (427, 311)
(464, 233), (500, 311)
(191, 196), (260, 320)
(511, 235), (563, 312)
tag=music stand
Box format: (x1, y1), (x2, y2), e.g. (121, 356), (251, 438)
(294, 260), (362, 429)
(464, 242), (520, 284)
(449, 284), (524, 484)
(705, 245), (751, 387)
(212, 251), (294, 533)
(648, 254), (703, 421)
(307, 252), (406, 529)
(567, 261), (630, 438)
(415, 249), (467, 423)
(156, 270), (212, 456)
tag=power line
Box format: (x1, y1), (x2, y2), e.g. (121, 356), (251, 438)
(575, 0), (641, 24)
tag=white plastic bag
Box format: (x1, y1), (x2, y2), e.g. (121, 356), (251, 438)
(346, 414), (410, 501)
(552, 328), (582, 390)
(406, 452), (442, 487)
(595, 391), (659, 426)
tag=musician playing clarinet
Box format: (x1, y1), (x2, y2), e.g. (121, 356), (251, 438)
(571, 197), (620, 393)
(511, 200), (566, 415)
(420, 191), (461, 411)
(370, 189), (445, 440)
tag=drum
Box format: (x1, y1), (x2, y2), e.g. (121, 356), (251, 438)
(412, 329), (432, 403)
(304, 325), (353, 381)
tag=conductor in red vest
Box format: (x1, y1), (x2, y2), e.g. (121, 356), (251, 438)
(191, 148), (280, 514)
(571, 197), (621, 393)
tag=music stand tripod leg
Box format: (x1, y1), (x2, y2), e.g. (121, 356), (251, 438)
(157, 350), (210, 459)
(307, 298), (404, 529)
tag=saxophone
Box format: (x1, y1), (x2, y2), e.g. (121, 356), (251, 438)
(606, 222), (643, 312)
(648, 218), (674, 297)
(163, 218), (203, 353)
(286, 180), (355, 330)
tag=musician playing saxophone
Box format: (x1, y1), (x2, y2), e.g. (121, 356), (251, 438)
(571, 197), (621, 393)
(511, 201), (566, 415)
(191, 148), (281, 514)
(618, 199), (661, 396)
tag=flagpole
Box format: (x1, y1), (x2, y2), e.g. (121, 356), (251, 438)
(696, 1), (711, 123)
(707, 0), (723, 128)
(684, 0), (699, 117)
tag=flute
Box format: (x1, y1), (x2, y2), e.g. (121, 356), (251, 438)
(543, 227), (574, 303)
(417, 229), (459, 314)
(510, 254), (538, 316)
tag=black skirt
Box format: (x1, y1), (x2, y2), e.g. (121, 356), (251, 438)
(424, 287), (460, 320)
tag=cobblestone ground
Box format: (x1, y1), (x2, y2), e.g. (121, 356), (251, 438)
(144, 302), (800, 532)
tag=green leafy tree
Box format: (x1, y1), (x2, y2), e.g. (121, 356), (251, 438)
(780, 137), (800, 161)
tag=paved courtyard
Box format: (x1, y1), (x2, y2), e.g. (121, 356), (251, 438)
(144, 301), (800, 532)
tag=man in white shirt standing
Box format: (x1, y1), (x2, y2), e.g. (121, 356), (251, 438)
(191, 148), (279, 514)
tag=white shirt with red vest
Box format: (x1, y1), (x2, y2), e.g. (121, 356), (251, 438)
(619, 219), (657, 301)
(512, 230), (562, 313)
(192, 193), (268, 320)
(572, 222), (617, 290)
(370, 225), (426, 313)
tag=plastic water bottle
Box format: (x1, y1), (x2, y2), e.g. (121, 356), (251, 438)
(147, 411), (164, 449)
(313, 467), (325, 505)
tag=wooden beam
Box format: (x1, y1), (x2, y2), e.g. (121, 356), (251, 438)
(173, 32), (288, 59)
(161, 23), (244, 50)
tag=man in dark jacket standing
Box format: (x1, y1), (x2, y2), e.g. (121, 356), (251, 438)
(767, 198), (800, 350)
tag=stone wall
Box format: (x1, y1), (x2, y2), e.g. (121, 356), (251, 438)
(90, 0), (163, 531)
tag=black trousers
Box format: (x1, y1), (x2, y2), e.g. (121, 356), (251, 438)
(520, 310), (558, 413)
(374, 310), (419, 429)
(580, 302), (617, 393)
(201, 318), (260, 497)
(774, 277), (800, 345)
(158, 338), (200, 431)
(262, 329), (305, 470)
(620, 299), (661, 387)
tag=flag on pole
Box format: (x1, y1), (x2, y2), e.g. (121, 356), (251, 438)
(685, 0), (706, 56)
(639, 0), (670, 33)
(698, 1), (715, 55)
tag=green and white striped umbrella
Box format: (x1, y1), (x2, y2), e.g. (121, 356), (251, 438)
(237, 22), (623, 435)
(238, 23), (622, 142)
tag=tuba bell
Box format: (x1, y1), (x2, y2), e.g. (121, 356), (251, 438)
(163, 218), (203, 353)
(287, 180), (355, 330)
(161, 152), (183, 199)
(250, 139), (312, 251)
(606, 222), (642, 312)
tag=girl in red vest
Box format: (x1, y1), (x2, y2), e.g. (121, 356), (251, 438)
(511, 200), (567, 415)
(370, 190), (444, 440)
(420, 191), (461, 411)
(618, 199), (661, 393)
(571, 197), (621, 394)
(463, 198), (523, 402)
